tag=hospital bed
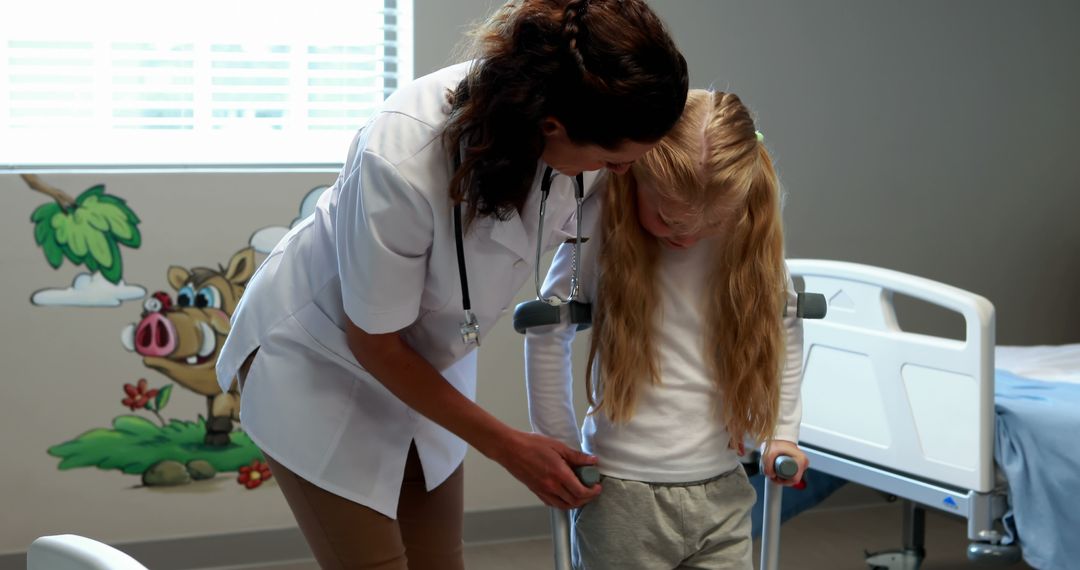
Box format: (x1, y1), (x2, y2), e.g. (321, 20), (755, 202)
(782, 259), (1080, 570)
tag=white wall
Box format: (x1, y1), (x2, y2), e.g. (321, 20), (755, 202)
(645, 0), (1080, 344)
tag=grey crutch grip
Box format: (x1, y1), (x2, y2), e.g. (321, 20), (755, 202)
(796, 292), (827, 319)
(551, 466), (599, 570)
(774, 455), (799, 480)
(513, 300), (592, 334)
(573, 465), (600, 487)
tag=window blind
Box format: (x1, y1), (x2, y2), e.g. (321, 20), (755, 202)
(0, 0), (412, 169)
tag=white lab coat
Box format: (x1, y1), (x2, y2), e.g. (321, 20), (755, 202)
(215, 61), (601, 518)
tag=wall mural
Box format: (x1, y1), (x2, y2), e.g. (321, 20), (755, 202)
(42, 180), (331, 491)
(24, 174), (146, 307)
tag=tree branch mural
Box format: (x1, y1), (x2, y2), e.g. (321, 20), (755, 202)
(23, 173), (77, 209)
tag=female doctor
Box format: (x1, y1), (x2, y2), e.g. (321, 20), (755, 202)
(215, 1), (688, 568)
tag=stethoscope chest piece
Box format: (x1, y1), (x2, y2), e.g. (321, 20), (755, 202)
(460, 309), (480, 346)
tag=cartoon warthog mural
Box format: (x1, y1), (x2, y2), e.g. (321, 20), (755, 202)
(121, 248), (255, 445)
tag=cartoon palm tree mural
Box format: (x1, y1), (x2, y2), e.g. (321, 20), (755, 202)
(25, 174), (141, 284)
(23, 174), (146, 307)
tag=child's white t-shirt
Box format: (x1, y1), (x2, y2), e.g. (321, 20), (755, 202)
(525, 193), (804, 483)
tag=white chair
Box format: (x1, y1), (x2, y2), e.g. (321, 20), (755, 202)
(27, 535), (149, 570)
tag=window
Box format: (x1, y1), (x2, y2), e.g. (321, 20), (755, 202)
(0, 0), (412, 170)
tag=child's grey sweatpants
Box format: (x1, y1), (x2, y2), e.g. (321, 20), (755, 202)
(572, 466), (756, 570)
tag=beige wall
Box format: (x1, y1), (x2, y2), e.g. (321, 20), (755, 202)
(3, 0), (1079, 556)
(0, 168), (583, 553)
(0, 173), (333, 551)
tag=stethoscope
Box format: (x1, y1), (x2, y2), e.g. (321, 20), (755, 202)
(453, 159), (587, 346)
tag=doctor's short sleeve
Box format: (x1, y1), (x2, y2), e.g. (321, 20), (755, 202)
(335, 150), (434, 334)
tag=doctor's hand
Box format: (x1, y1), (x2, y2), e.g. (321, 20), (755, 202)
(492, 430), (602, 510)
(762, 439), (809, 487)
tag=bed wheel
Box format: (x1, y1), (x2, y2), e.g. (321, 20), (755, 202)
(967, 543), (1022, 565)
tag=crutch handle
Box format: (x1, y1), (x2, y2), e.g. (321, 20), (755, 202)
(573, 465), (601, 487)
(552, 466), (600, 570)
(773, 455), (799, 480)
(795, 292), (828, 319)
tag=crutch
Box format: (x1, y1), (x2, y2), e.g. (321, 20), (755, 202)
(759, 455), (799, 570)
(551, 466), (600, 570)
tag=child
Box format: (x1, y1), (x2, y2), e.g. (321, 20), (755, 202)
(525, 89), (808, 569)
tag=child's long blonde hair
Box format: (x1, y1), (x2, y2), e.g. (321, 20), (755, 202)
(585, 90), (787, 445)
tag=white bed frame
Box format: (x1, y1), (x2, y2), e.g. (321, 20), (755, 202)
(788, 259), (1017, 565)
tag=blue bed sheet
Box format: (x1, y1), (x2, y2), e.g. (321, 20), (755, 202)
(748, 370), (1080, 570)
(994, 370), (1080, 570)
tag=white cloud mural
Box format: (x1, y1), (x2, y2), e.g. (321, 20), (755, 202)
(32, 272), (147, 307)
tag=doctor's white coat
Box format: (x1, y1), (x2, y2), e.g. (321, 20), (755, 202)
(215, 62), (601, 518)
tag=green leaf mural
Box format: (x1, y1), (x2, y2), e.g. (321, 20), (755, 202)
(27, 178), (142, 284)
(152, 384), (173, 412)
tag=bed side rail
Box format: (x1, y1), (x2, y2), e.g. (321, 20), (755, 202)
(787, 259), (996, 492)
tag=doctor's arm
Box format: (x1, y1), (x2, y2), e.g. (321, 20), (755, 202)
(345, 323), (598, 509)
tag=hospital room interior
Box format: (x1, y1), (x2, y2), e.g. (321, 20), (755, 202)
(2, 0), (1077, 569)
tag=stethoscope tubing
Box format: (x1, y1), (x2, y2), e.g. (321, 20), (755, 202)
(453, 159), (586, 345)
(534, 167), (586, 305)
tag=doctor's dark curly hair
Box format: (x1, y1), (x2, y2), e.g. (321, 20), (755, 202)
(443, 0), (689, 223)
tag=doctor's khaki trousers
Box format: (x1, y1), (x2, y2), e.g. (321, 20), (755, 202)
(239, 354), (464, 570)
(265, 445), (465, 570)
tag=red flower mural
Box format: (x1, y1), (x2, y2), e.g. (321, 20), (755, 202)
(237, 460), (273, 489)
(122, 379), (159, 411)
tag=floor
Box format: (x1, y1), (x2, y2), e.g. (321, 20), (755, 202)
(217, 484), (1034, 570)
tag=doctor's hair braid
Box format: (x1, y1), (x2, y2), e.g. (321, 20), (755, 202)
(587, 90), (787, 445)
(561, 0), (588, 71)
(443, 0), (688, 225)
